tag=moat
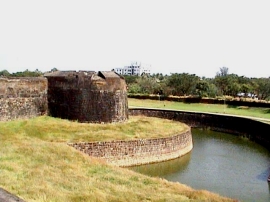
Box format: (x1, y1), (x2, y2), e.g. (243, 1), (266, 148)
(130, 128), (270, 202)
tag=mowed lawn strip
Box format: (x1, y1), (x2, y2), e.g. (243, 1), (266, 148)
(128, 98), (270, 120)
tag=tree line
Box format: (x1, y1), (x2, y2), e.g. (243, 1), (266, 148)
(124, 67), (270, 101)
(0, 68), (58, 77)
(1, 67), (270, 100)
(0, 69), (44, 77)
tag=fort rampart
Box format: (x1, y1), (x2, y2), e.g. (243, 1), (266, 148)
(0, 77), (47, 121)
(0, 76), (269, 166)
(2, 77), (270, 199)
(68, 108), (270, 166)
(129, 108), (270, 150)
(68, 128), (193, 167)
(45, 71), (128, 123)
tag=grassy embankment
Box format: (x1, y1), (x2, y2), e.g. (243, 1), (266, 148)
(0, 116), (235, 202)
(128, 98), (270, 122)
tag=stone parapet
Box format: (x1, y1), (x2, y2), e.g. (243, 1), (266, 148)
(0, 77), (47, 121)
(129, 108), (270, 150)
(68, 128), (193, 167)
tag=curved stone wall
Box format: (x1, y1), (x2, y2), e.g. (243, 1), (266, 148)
(129, 108), (270, 150)
(68, 128), (193, 167)
(69, 108), (270, 167)
(45, 71), (128, 123)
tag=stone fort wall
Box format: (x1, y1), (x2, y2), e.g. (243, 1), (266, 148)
(0, 76), (193, 167)
(1, 76), (269, 167)
(68, 108), (270, 166)
(129, 108), (270, 150)
(3, 79), (270, 198)
(68, 128), (193, 167)
(46, 71), (128, 123)
(0, 77), (47, 121)
(0, 71), (128, 123)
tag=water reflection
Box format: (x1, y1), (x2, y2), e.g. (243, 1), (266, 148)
(130, 152), (191, 177)
(129, 129), (270, 202)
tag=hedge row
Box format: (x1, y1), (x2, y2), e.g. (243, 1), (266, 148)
(128, 94), (270, 108)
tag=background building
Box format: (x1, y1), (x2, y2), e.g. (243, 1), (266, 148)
(114, 62), (151, 76)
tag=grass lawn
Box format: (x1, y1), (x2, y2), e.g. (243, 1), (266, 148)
(128, 98), (270, 121)
(0, 116), (235, 202)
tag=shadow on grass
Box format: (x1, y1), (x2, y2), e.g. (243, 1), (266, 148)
(228, 105), (270, 114)
(262, 109), (270, 114)
(227, 105), (238, 109)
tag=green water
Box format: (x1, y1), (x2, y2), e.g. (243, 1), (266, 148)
(129, 129), (270, 202)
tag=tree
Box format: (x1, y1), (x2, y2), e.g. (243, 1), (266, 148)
(0, 70), (10, 77)
(135, 76), (159, 94)
(123, 75), (139, 85)
(166, 73), (200, 96)
(217, 67), (229, 77)
(240, 83), (252, 97)
(214, 68), (240, 96)
(195, 80), (210, 97)
(207, 83), (219, 98)
(126, 76), (160, 95)
(237, 76), (255, 97)
(227, 81), (241, 97)
(151, 73), (165, 81)
(51, 67), (58, 72)
(199, 78), (220, 98)
(11, 69), (43, 77)
(253, 78), (270, 100)
(214, 67), (230, 95)
(128, 83), (141, 94)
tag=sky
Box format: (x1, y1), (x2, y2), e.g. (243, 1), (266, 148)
(0, 0), (270, 78)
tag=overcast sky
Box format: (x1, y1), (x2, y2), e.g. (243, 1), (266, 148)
(0, 0), (269, 78)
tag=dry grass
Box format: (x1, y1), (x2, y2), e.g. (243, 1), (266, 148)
(0, 115), (189, 143)
(0, 116), (236, 202)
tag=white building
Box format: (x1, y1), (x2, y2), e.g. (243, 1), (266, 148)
(114, 68), (123, 75)
(114, 62), (151, 76)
